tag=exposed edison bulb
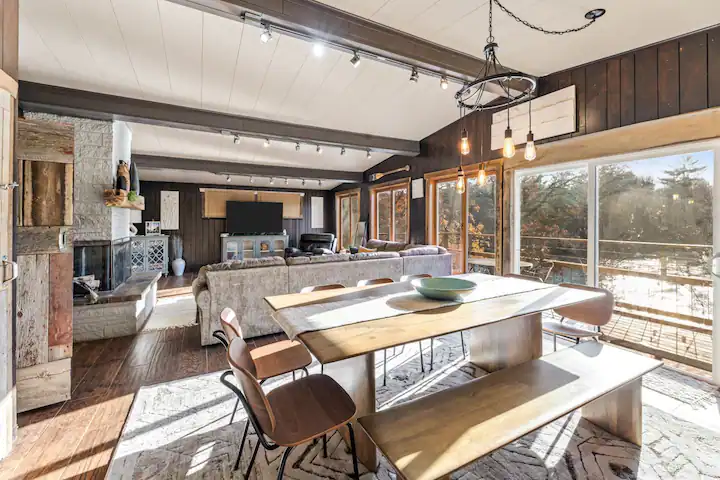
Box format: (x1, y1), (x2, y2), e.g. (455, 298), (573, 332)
(524, 132), (537, 161)
(477, 165), (487, 186)
(460, 129), (470, 156)
(503, 127), (516, 159)
(455, 167), (465, 194)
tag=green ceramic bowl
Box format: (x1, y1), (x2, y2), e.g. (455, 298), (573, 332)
(411, 277), (477, 301)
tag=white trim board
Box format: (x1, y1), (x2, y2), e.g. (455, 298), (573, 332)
(491, 86), (576, 150)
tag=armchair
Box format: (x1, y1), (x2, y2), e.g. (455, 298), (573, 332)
(285, 233), (337, 257)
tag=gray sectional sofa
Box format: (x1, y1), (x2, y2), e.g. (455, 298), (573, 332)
(192, 241), (452, 346)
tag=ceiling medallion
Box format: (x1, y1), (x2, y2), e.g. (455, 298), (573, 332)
(455, 0), (605, 113)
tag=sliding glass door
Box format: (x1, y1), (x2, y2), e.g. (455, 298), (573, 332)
(513, 141), (720, 380)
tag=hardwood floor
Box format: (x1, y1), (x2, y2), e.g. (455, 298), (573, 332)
(156, 272), (197, 298)
(0, 326), (283, 479)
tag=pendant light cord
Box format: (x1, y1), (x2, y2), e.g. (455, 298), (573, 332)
(492, 0), (599, 36)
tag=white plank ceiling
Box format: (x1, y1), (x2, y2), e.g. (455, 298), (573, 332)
(319, 0), (720, 77)
(18, 0), (464, 179)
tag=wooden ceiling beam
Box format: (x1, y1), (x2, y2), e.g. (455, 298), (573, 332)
(132, 154), (364, 182)
(18, 82), (420, 157)
(167, 0), (489, 82)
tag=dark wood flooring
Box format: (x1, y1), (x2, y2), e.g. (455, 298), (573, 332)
(0, 326), (283, 479)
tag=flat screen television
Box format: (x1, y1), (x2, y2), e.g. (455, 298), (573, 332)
(226, 201), (284, 235)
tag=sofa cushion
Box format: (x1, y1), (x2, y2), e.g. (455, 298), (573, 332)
(384, 241), (409, 252)
(399, 246), (440, 256)
(350, 251), (400, 261)
(205, 256), (287, 272)
(287, 254), (351, 266)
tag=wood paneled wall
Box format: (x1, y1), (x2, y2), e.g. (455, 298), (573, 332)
(0, 0), (17, 80)
(140, 181), (333, 272)
(340, 25), (720, 246)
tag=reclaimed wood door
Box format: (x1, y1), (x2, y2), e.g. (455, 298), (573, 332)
(14, 118), (74, 412)
(0, 70), (17, 460)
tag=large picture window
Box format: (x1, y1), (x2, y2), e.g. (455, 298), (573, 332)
(336, 189), (360, 250)
(371, 180), (409, 243)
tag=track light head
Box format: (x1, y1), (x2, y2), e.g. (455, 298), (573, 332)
(366, 150), (372, 159)
(295, 142), (301, 152)
(316, 145), (323, 155)
(318, 180), (322, 187)
(233, 135), (241, 145)
(440, 76), (449, 90)
(350, 52), (361, 68)
(410, 68), (419, 83)
(269, 177), (275, 185)
(340, 147), (346, 156)
(263, 138), (270, 148)
(285, 178), (289, 185)
(302, 179), (306, 187)
(249, 176), (255, 184)
(226, 175), (232, 183)
(260, 25), (272, 43)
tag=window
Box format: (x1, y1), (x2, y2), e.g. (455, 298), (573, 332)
(336, 189), (360, 250)
(426, 164), (499, 274)
(371, 180), (409, 243)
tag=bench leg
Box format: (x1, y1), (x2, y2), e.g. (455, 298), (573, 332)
(581, 378), (642, 446)
(468, 313), (542, 372)
(323, 352), (378, 472)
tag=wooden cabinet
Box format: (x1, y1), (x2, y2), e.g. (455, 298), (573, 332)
(131, 235), (169, 274)
(221, 234), (289, 261)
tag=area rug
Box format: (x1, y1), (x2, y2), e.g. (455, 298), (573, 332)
(107, 336), (720, 479)
(142, 294), (197, 331)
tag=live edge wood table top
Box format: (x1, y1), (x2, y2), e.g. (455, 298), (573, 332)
(265, 277), (602, 364)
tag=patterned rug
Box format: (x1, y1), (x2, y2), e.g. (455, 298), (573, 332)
(107, 335), (720, 479)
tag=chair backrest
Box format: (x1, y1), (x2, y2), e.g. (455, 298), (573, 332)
(220, 307), (243, 344)
(503, 273), (543, 282)
(357, 278), (394, 287)
(300, 283), (345, 293)
(400, 274), (432, 282)
(553, 283), (614, 327)
(227, 336), (276, 436)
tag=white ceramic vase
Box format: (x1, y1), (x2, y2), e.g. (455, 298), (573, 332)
(172, 258), (186, 276)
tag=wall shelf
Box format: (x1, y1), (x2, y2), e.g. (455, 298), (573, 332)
(104, 189), (145, 210)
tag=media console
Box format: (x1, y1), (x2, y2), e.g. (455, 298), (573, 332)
(220, 234), (289, 261)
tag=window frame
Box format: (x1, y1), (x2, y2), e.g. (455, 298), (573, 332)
(369, 178), (411, 243)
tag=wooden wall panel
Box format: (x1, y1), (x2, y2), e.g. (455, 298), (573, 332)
(679, 32), (709, 114)
(606, 59), (621, 129)
(17, 118), (73, 163)
(571, 68), (586, 136)
(709, 27), (720, 108)
(634, 47), (659, 123)
(48, 253), (72, 362)
(585, 62), (607, 134)
(658, 41), (680, 118)
(20, 161), (73, 226)
(16, 254), (49, 369)
(140, 181), (332, 271)
(619, 54), (636, 126)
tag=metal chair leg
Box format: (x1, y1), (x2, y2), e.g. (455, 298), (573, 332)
(302, 367), (310, 377)
(429, 338), (434, 371)
(418, 341), (425, 373)
(553, 333), (557, 352)
(244, 438), (260, 479)
(460, 331), (466, 358)
(277, 446), (294, 480)
(347, 422), (360, 480)
(322, 433), (328, 458)
(292, 370), (296, 381)
(233, 420), (250, 471)
(229, 397), (240, 425)
(383, 349), (387, 386)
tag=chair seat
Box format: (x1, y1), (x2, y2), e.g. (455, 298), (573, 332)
(267, 374), (357, 446)
(542, 320), (599, 338)
(251, 340), (312, 380)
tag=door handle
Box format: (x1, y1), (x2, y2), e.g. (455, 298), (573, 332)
(1, 257), (18, 287)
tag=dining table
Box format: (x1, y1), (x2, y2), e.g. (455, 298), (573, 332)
(264, 273), (603, 472)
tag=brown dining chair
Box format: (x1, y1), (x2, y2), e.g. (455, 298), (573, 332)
(214, 309), (312, 430)
(543, 283), (614, 351)
(221, 334), (360, 479)
(300, 283), (345, 293)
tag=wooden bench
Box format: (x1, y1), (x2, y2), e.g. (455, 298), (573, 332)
(358, 342), (662, 480)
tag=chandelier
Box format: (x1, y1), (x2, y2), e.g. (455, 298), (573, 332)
(454, 0), (604, 182)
